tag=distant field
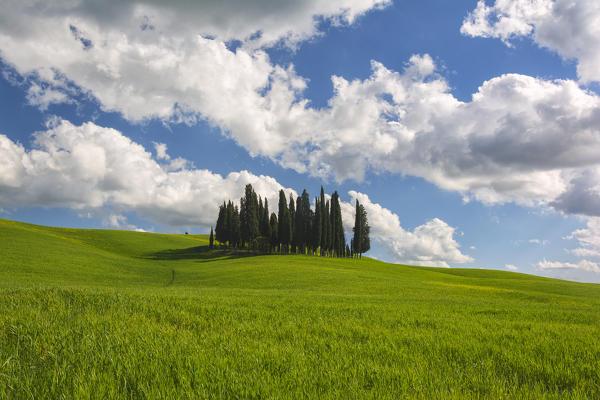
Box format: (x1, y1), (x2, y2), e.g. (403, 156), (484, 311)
(1, 218), (599, 399)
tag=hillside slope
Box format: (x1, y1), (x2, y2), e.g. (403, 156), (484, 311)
(1, 218), (599, 399)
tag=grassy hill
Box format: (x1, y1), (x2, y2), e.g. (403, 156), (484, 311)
(1, 218), (599, 399)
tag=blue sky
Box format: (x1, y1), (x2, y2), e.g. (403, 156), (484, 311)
(1, 0), (599, 282)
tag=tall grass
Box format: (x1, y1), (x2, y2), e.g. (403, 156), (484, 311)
(1, 218), (599, 398)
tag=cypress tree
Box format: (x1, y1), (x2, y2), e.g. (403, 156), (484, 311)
(294, 195), (303, 254)
(215, 202), (226, 245)
(353, 200), (370, 258)
(324, 200), (331, 256)
(260, 198), (271, 237)
(300, 190), (311, 254)
(337, 197), (346, 257)
(330, 192), (338, 256)
(240, 197), (248, 248)
(232, 205), (241, 248)
(209, 227), (214, 249)
(353, 199), (362, 259)
(225, 200), (234, 247)
(248, 186), (259, 241)
(314, 197), (322, 255)
(269, 212), (278, 252)
(278, 190), (291, 254)
(359, 203), (370, 257)
(258, 196), (264, 233)
(330, 191), (345, 257)
(289, 193), (296, 253)
(262, 198), (271, 240)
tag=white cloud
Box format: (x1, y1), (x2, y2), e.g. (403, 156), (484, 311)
(505, 264), (518, 271)
(528, 238), (549, 246)
(0, 119), (470, 266)
(568, 217), (600, 259)
(536, 259), (600, 274)
(340, 191), (473, 267)
(0, 118), (294, 227)
(103, 213), (147, 232)
(26, 82), (72, 111)
(1, 3), (599, 218)
(153, 142), (169, 160)
(461, 0), (600, 84)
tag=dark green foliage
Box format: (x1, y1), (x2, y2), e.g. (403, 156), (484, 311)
(260, 198), (271, 239)
(215, 202), (226, 245)
(231, 205), (241, 248)
(289, 193), (296, 253)
(319, 187), (326, 255)
(248, 186), (260, 241)
(278, 190), (291, 252)
(239, 197), (248, 247)
(353, 200), (370, 257)
(240, 184), (259, 246)
(330, 192), (345, 257)
(313, 197), (322, 255)
(209, 227), (214, 249)
(258, 197), (264, 234)
(213, 184), (365, 258)
(323, 200), (331, 255)
(269, 212), (278, 251)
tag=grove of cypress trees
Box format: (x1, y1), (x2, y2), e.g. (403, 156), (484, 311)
(213, 184), (366, 258)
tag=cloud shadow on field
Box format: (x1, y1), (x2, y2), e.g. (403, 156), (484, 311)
(143, 246), (259, 262)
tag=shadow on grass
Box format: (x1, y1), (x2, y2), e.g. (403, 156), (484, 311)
(143, 245), (263, 262)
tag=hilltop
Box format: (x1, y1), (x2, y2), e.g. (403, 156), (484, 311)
(1, 218), (599, 399)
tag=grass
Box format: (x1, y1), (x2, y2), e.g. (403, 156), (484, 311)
(1, 218), (599, 399)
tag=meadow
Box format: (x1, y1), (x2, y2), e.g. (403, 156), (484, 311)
(1, 218), (599, 399)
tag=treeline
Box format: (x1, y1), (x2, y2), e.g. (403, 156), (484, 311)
(210, 184), (369, 258)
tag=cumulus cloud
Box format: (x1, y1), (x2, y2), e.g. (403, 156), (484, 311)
(0, 119), (469, 265)
(339, 191), (472, 267)
(1, 2), (599, 217)
(26, 82), (72, 111)
(0, 118), (293, 227)
(103, 213), (147, 232)
(536, 259), (600, 274)
(567, 217), (600, 260)
(461, 0), (600, 84)
(505, 264), (518, 271)
(534, 217), (600, 278)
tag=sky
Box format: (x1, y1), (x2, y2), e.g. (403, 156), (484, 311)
(1, 0), (600, 282)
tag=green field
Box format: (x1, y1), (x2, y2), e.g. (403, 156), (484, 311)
(1, 218), (599, 399)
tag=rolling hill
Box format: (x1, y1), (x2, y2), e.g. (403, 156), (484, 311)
(1, 218), (599, 399)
